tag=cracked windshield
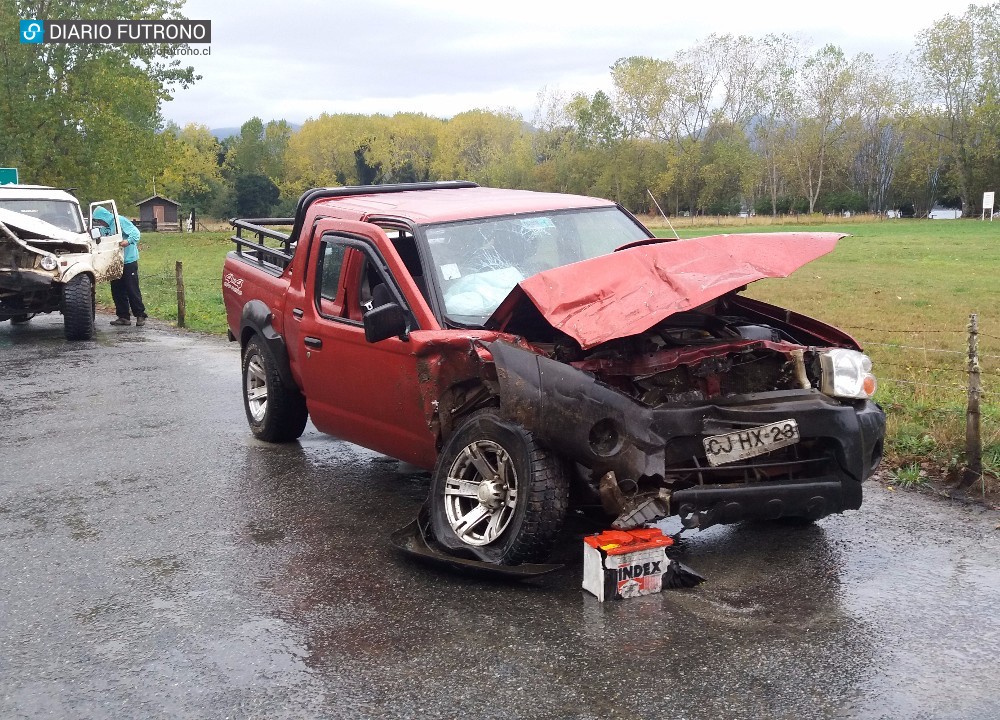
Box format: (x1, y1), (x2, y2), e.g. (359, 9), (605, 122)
(424, 206), (649, 324)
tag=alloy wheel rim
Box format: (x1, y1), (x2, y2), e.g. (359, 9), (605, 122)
(245, 355), (268, 422)
(443, 439), (518, 546)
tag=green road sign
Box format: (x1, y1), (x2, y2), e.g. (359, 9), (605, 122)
(0, 168), (18, 184)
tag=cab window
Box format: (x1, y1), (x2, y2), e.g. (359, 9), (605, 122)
(316, 237), (347, 318)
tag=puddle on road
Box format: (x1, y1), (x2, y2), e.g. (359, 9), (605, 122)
(122, 555), (185, 579)
(246, 521), (287, 546)
(64, 512), (100, 541)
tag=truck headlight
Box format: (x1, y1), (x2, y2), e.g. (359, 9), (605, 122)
(40, 255), (58, 271)
(819, 349), (877, 399)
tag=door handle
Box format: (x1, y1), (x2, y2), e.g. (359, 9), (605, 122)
(304, 336), (322, 349)
(292, 308), (304, 319)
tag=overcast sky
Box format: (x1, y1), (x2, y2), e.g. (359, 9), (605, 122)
(164, 0), (985, 129)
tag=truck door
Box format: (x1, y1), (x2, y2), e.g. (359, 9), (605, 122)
(88, 200), (125, 281)
(295, 220), (436, 469)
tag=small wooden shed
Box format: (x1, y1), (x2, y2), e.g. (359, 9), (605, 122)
(136, 194), (181, 231)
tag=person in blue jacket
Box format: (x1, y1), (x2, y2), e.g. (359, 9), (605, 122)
(93, 206), (148, 327)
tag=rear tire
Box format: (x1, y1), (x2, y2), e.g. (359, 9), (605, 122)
(63, 274), (95, 341)
(11, 314), (33, 325)
(242, 336), (308, 442)
(429, 409), (568, 565)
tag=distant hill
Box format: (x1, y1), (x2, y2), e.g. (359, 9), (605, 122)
(211, 122), (301, 140)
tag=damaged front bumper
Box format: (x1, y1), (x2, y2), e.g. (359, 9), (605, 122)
(490, 341), (886, 529)
(0, 268), (55, 293)
(390, 505), (564, 578)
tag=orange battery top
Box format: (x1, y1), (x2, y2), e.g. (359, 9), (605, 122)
(584, 527), (674, 555)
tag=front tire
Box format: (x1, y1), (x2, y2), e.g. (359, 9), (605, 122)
(63, 274), (95, 340)
(11, 314), (34, 325)
(429, 409), (568, 565)
(242, 336), (308, 442)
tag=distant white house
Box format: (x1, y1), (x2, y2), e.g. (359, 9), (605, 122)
(929, 207), (962, 219)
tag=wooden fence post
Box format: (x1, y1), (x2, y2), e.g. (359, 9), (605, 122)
(960, 312), (982, 488)
(175, 260), (186, 329)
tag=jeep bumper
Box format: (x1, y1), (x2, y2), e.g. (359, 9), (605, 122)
(0, 268), (54, 293)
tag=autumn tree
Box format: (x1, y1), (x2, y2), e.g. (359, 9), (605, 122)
(783, 45), (863, 213)
(852, 55), (911, 213)
(893, 112), (958, 215)
(282, 114), (380, 198)
(752, 35), (800, 215)
(431, 109), (533, 187)
(365, 113), (443, 183)
(609, 56), (670, 139)
(915, 2), (1000, 213)
(157, 123), (223, 212)
(699, 125), (762, 213)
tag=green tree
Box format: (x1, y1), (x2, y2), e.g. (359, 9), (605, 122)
(224, 117), (293, 180)
(915, 2), (1000, 213)
(234, 174), (279, 216)
(221, 117), (295, 215)
(0, 0), (198, 207)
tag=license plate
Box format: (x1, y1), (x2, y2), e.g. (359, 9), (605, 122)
(702, 419), (800, 467)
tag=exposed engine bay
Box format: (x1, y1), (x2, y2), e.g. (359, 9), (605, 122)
(554, 298), (824, 405)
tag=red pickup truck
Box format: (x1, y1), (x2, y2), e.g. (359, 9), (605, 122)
(223, 182), (885, 566)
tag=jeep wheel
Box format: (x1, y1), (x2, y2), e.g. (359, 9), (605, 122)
(429, 409), (568, 565)
(62, 274), (95, 340)
(242, 336), (308, 442)
(11, 314), (34, 324)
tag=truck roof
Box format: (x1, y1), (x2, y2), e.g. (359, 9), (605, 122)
(0, 184), (80, 203)
(311, 186), (615, 225)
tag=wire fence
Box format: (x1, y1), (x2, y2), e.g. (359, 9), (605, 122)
(838, 315), (997, 484)
(841, 321), (996, 400)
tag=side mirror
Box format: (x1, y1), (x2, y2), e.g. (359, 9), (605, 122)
(363, 302), (408, 343)
(90, 227), (102, 242)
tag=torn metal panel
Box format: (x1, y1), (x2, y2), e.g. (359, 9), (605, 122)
(410, 331), (508, 442)
(489, 339), (666, 481)
(0, 208), (91, 246)
(390, 507), (563, 578)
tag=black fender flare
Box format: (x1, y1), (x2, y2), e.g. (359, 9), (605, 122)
(240, 300), (299, 392)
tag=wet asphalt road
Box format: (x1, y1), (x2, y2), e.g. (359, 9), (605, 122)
(2, 313), (999, 720)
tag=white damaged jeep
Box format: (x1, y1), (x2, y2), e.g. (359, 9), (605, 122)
(0, 185), (125, 340)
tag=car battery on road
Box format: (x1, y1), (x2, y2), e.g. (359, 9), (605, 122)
(583, 527), (675, 601)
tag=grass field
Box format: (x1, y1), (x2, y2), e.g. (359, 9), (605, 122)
(660, 218), (1000, 478)
(97, 231), (234, 334)
(107, 219), (999, 476)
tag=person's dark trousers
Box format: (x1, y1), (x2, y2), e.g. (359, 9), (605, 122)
(111, 260), (147, 319)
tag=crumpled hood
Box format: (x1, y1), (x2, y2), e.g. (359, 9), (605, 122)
(486, 232), (845, 349)
(0, 207), (90, 245)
